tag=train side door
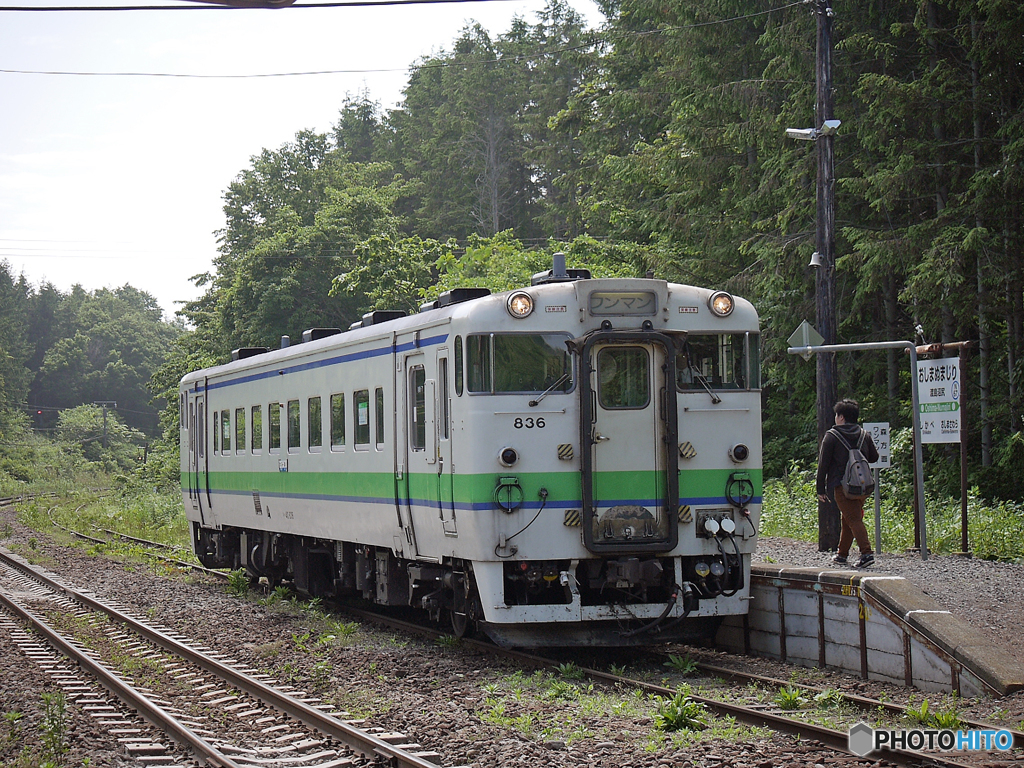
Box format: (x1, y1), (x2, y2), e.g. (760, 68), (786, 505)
(187, 389), (209, 522)
(437, 352), (457, 536)
(403, 352), (440, 541)
(580, 336), (678, 553)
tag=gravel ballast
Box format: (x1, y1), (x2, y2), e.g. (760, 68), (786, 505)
(2, 501), (1023, 767)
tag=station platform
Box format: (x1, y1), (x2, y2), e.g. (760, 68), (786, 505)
(716, 563), (1024, 697)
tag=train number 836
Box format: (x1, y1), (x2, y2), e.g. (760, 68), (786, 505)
(514, 417), (546, 429)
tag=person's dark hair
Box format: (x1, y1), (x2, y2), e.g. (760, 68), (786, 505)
(834, 398), (860, 423)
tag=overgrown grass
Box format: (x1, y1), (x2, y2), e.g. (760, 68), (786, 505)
(760, 462), (1024, 562)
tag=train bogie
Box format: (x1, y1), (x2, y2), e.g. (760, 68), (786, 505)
(180, 261), (761, 646)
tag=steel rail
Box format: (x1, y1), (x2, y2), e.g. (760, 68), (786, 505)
(339, 606), (981, 768)
(0, 578), (248, 768)
(687, 658), (1024, 745)
(0, 547), (441, 768)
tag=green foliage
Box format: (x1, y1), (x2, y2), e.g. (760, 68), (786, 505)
(653, 690), (708, 732)
(225, 569), (250, 596)
(39, 691), (67, 763)
(555, 661), (585, 680)
(761, 459), (1024, 562)
(905, 698), (962, 730)
(774, 685), (807, 711)
(663, 654), (699, 676)
(813, 688), (846, 710)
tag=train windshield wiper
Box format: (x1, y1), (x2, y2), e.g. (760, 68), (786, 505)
(692, 371), (722, 404)
(529, 373), (571, 407)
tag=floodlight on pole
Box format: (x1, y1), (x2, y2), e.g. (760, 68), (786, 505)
(786, 127), (818, 141)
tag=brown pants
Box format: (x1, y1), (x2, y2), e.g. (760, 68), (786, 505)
(833, 486), (873, 557)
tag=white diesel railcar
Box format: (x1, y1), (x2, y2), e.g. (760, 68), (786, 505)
(179, 261), (762, 646)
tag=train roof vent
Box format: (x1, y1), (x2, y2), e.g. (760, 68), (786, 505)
(437, 287), (491, 308)
(361, 309), (407, 327)
(301, 327), (342, 343)
(231, 347), (270, 361)
(349, 320), (363, 330)
(531, 250), (591, 285)
(531, 267), (591, 286)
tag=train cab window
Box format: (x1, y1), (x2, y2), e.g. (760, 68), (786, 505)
(375, 387), (385, 449)
(251, 405), (262, 453)
(287, 399), (301, 452)
(188, 402), (195, 453)
(180, 393), (185, 428)
(598, 347), (650, 409)
(454, 336), (464, 396)
(467, 335), (491, 392)
(269, 403), (281, 452)
(354, 390), (370, 447)
(330, 394), (345, 450)
(676, 333), (760, 391)
(197, 403), (204, 458)
(221, 410), (232, 453)
(235, 408), (245, 455)
(410, 367), (426, 451)
(213, 410), (220, 453)
(467, 333), (572, 394)
(308, 396), (322, 452)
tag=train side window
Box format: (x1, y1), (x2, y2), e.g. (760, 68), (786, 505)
(213, 410), (220, 453)
(354, 390), (370, 447)
(221, 410), (232, 453)
(375, 387), (385, 449)
(454, 336), (464, 396)
(330, 393), (345, 450)
(287, 399), (301, 452)
(235, 408), (245, 454)
(308, 396), (322, 452)
(251, 405), (262, 453)
(269, 403), (281, 453)
(439, 358), (450, 440)
(197, 403), (204, 458)
(410, 367), (426, 451)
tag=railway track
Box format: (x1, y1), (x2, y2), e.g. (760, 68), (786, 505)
(0, 545), (444, 768)
(8, 502), (1020, 767)
(336, 606), (1019, 768)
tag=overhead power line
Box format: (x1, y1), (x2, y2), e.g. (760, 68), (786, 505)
(0, 1), (809, 79)
(0, 0), (519, 11)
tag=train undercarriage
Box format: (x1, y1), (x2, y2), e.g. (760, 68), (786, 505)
(193, 522), (744, 647)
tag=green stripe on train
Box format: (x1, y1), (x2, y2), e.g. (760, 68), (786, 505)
(181, 467), (762, 503)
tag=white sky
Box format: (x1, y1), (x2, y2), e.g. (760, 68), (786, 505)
(0, 0), (603, 319)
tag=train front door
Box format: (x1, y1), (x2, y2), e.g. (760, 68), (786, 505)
(580, 335), (678, 553)
(187, 389), (209, 523)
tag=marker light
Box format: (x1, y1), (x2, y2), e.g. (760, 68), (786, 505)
(694, 562), (711, 578)
(710, 561), (726, 577)
(708, 291), (735, 317)
(507, 291), (534, 318)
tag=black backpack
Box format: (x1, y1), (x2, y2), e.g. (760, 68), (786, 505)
(829, 428), (875, 499)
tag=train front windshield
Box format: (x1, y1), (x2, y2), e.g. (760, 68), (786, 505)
(467, 333), (573, 394)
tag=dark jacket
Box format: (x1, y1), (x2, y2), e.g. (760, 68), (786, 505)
(816, 423), (879, 495)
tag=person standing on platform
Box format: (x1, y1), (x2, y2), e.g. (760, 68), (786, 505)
(816, 398), (879, 568)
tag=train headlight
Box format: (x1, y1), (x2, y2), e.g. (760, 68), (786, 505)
(729, 443), (750, 463)
(499, 447), (519, 467)
(507, 291), (534, 319)
(708, 291), (734, 317)
(694, 562), (711, 578)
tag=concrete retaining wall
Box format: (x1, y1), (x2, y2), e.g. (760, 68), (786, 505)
(716, 564), (1023, 697)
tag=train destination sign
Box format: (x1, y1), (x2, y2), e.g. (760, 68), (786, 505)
(916, 358), (961, 444)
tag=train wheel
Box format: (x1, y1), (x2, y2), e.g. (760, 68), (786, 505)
(450, 607), (471, 638)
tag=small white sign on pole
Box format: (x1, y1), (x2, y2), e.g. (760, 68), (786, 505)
(916, 359), (961, 444)
(862, 422), (890, 469)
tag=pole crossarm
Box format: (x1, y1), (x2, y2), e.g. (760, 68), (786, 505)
(787, 340), (929, 559)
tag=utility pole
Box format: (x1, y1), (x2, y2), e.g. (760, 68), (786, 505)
(784, 0), (842, 550)
(815, 0), (839, 550)
(93, 401), (117, 450)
